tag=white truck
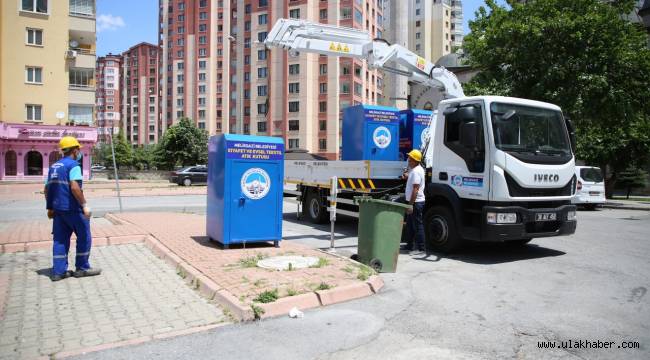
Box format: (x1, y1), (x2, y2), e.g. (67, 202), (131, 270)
(266, 19), (578, 252)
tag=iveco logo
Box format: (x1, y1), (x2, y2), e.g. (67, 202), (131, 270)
(534, 174), (560, 182)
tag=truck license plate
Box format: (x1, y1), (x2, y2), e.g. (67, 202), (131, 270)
(589, 191), (600, 196)
(535, 212), (556, 221)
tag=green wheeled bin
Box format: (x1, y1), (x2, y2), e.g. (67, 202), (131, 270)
(354, 196), (412, 273)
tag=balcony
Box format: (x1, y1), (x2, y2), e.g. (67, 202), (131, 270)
(69, 68), (95, 104)
(69, 0), (95, 35)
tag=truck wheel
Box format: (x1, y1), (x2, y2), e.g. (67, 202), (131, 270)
(304, 191), (328, 224)
(584, 204), (597, 211)
(183, 178), (192, 187)
(424, 206), (463, 253)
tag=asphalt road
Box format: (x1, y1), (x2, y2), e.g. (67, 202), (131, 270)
(67, 207), (649, 360)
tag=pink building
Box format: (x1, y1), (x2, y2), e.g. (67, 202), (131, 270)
(0, 123), (97, 181)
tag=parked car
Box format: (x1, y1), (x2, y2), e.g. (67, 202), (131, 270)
(169, 166), (207, 186)
(572, 166), (606, 210)
(91, 164), (106, 171)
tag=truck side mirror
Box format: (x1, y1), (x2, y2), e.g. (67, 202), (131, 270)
(460, 121), (479, 148)
(565, 117), (577, 154)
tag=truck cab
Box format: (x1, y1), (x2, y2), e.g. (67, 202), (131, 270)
(423, 96), (577, 251)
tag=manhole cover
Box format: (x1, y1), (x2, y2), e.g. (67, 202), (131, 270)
(257, 256), (319, 271)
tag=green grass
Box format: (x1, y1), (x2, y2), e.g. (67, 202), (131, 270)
(342, 265), (355, 273)
(239, 253), (267, 268)
(310, 257), (330, 268)
(611, 196), (650, 202)
(253, 279), (266, 287)
(315, 282), (332, 291)
(251, 304), (265, 320)
(356, 264), (375, 281)
(285, 288), (299, 297)
(253, 289), (279, 303)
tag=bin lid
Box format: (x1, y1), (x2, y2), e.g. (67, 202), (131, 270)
(353, 196), (412, 210)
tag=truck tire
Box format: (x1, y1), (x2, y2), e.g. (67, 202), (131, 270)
(424, 206), (463, 253)
(304, 191), (328, 224)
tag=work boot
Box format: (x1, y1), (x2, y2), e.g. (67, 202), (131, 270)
(51, 271), (73, 282)
(73, 268), (102, 278)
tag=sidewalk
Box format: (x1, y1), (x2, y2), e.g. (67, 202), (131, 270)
(601, 199), (650, 211)
(0, 211), (382, 358)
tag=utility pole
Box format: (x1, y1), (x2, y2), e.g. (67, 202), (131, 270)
(108, 120), (123, 212)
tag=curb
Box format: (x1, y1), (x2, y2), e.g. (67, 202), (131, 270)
(601, 205), (650, 211)
(0, 235), (148, 254)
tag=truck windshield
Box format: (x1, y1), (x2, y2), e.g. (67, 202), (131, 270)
(490, 103), (572, 161)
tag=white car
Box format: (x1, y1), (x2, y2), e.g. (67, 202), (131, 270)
(572, 166), (606, 209)
(91, 165), (106, 171)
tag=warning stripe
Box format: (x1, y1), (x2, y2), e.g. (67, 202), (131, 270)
(347, 179), (356, 189)
(357, 179), (366, 190)
(368, 179), (376, 189)
(338, 179), (346, 189)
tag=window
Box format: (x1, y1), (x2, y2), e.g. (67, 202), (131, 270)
(244, 55), (251, 65)
(177, 99), (184, 106)
(245, 4), (251, 13)
(288, 138), (299, 149)
(257, 67), (268, 78)
(198, 48), (207, 57)
(354, 82), (362, 96)
(354, 9), (362, 23)
(178, 2), (185, 11)
(198, 73), (206, 81)
(258, 14), (268, 25)
(288, 101), (299, 113)
(289, 9), (300, 19)
(25, 151), (43, 176)
(415, 9), (420, 16)
(259, 0), (268, 7)
(257, 85), (268, 96)
(341, 82), (350, 94)
(288, 120), (299, 131)
(341, 7), (352, 19)
(26, 28), (43, 45)
(319, 101), (327, 113)
(198, 85), (206, 94)
(245, 21), (251, 31)
(200, 0), (207, 7)
(257, 49), (267, 60)
(319, 83), (327, 94)
(26, 104), (42, 121)
(178, 14), (185, 21)
(288, 64), (300, 75)
(319, 139), (327, 150)
(319, 9), (327, 20)
(25, 67), (42, 84)
(244, 38), (251, 48)
(244, 89), (250, 99)
(257, 122), (267, 132)
(199, 36), (207, 45)
(415, 44), (421, 51)
(198, 97), (206, 106)
(177, 74), (184, 81)
(415, 32), (420, 39)
(69, 68), (93, 88)
(69, 105), (93, 125)
(199, 24), (207, 32)
(70, 0), (94, 16)
(288, 82), (300, 94)
(199, 60), (206, 69)
(257, 32), (267, 42)
(5, 151), (17, 176)
(319, 120), (327, 131)
(177, 86), (184, 94)
(199, 12), (207, 20)
(444, 104), (485, 173)
(177, 62), (184, 70)
(342, 66), (351, 75)
(257, 103), (267, 114)
(21, 0), (48, 13)
(319, 64), (327, 75)
(177, 27), (185, 34)
(244, 72), (250, 82)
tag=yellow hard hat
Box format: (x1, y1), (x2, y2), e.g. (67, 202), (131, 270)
(407, 149), (422, 162)
(59, 136), (82, 150)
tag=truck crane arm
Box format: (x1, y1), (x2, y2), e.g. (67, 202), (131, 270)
(264, 18), (464, 99)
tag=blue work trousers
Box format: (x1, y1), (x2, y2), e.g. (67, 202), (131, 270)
(52, 212), (92, 276)
(404, 202), (426, 251)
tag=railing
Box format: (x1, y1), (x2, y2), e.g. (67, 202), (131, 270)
(69, 83), (93, 90)
(70, 47), (95, 55)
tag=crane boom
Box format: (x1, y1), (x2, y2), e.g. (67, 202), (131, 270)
(264, 18), (464, 99)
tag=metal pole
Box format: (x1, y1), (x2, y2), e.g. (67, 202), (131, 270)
(329, 176), (338, 252)
(108, 122), (123, 212)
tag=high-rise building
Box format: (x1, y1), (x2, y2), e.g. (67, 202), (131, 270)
(121, 43), (162, 145)
(382, 0), (409, 109)
(0, 0), (98, 180)
(96, 54), (123, 144)
(450, 0), (464, 50)
(409, 0), (454, 63)
(159, 0), (384, 159)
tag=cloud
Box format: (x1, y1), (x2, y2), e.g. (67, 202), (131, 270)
(97, 14), (126, 32)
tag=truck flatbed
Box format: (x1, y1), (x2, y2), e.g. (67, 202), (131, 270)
(284, 160), (404, 190)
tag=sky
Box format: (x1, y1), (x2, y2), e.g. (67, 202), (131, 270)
(96, 0), (494, 57)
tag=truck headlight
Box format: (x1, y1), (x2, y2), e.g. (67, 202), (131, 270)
(487, 212), (517, 224)
(567, 210), (577, 221)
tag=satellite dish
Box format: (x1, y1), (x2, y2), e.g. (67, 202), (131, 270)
(56, 111), (65, 120)
(70, 40), (79, 48)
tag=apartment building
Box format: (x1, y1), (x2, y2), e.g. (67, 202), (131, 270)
(159, 0), (384, 159)
(0, 0), (97, 180)
(96, 54), (122, 144)
(409, 0), (453, 63)
(122, 43), (162, 145)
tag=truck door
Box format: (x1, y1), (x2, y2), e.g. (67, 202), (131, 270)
(437, 103), (490, 201)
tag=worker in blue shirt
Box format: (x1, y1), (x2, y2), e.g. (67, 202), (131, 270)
(45, 136), (101, 281)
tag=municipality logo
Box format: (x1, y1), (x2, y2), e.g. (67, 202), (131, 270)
(373, 126), (391, 149)
(420, 127), (430, 144)
(241, 168), (271, 200)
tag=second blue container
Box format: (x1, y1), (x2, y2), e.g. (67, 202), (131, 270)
(399, 109), (434, 159)
(342, 105), (400, 161)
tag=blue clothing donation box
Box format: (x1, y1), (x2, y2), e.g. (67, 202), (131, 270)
(399, 109), (433, 159)
(342, 105), (400, 161)
(206, 134), (284, 248)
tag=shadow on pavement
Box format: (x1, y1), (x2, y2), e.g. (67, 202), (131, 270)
(434, 243), (566, 265)
(35, 268), (52, 277)
(190, 235), (277, 250)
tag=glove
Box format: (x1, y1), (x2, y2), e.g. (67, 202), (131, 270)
(82, 206), (92, 218)
(47, 209), (55, 219)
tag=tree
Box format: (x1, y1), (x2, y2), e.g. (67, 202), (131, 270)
(155, 118), (208, 170)
(616, 166), (648, 199)
(112, 130), (134, 169)
(464, 0), (650, 197)
(132, 145), (156, 170)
